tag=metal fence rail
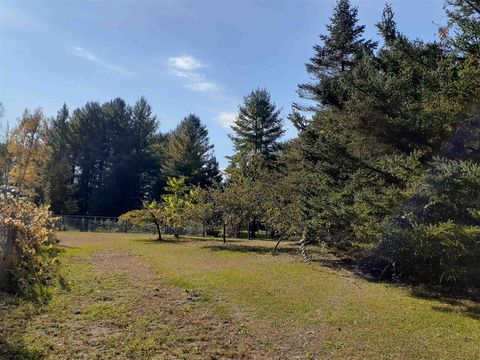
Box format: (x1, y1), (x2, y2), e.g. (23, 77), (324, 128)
(54, 214), (207, 237)
(55, 215), (131, 233)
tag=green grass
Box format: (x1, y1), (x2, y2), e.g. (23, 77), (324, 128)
(1, 231), (479, 359)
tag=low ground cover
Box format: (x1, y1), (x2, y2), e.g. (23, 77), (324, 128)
(1, 232), (479, 359)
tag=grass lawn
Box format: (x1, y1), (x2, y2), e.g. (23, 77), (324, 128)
(1, 232), (479, 359)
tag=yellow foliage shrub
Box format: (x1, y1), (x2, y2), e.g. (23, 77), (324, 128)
(0, 194), (59, 298)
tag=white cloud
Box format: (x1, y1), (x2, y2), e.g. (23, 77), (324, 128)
(72, 46), (133, 76)
(167, 55), (205, 71)
(167, 54), (220, 94)
(186, 81), (219, 93)
(73, 46), (96, 61)
(170, 69), (203, 81)
(215, 112), (237, 129)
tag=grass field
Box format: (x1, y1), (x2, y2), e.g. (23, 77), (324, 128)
(1, 232), (479, 359)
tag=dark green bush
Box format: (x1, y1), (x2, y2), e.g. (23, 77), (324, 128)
(369, 158), (480, 288)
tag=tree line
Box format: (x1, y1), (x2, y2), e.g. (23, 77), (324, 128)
(1, 98), (221, 216)
(1, 0), (479, 289)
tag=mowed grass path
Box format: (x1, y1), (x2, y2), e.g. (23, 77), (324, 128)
(1, 232), (479, 359)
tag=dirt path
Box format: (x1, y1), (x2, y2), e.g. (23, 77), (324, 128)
(85, 249), (273, 359)
(1, 248), (281, 359)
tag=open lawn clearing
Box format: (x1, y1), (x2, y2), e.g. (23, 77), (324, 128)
(1, 232), (479, 359)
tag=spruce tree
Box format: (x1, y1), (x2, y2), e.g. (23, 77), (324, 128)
(296, 0), (376, 109)
(376, 3), (397, 43)
(226, 88), (284, 238)
(69, 102), (108, 214)
(229, 88), (284, 174)
(44, 104), (76, 214)
(131, 97), (158, 155)
(163, 114), (219, 187)
(69, 98), (159, 215)
(445, 0), (480, 55)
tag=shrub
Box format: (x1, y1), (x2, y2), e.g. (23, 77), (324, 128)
(0, 194), (59, 299)
(368, 158), (480, 288)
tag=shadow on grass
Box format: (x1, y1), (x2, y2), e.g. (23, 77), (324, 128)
(132, 236), (249, 245)
(407, 286), (480, 318)
(430, 304), (480, 320)
(205, 242), (480, 315)
(204, 243), (357, 269)
(203, 243), (300, 256)
(0, 338), (45, 360)
(131, 237), (201, 245)
(136, 236), (480, 316)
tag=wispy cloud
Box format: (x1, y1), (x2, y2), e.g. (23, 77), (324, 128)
(167, 54), (221, 94)
(72, 46), (133, 76)
(186, 81), (219, 93)
(215, 112), (237, 129)
(167, 55), (205, 71)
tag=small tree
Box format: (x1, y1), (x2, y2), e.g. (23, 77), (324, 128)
(119, 200), (166, 240)
(213, 180), (258, 241)
(7, 108), (50, 199)
(185, 186), (222, 237)
(162, 177), (192, 238)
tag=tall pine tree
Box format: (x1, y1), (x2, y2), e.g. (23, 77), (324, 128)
(296, 0), (376, 110)
(44, 104), (76, 214)
(69, 98), (159, 215)
(226, 88), (284, 238)
(228, 88), (284, 177)
(163, 114), (220, 187)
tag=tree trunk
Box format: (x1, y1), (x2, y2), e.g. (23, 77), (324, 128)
(248, 220), (256, 239)
(299, 230), (311, 263)
(223, 223), (226, 244)
(154, 221), (162, 241)
(271, 238), (282, 255)
(0, 227), (18, 292)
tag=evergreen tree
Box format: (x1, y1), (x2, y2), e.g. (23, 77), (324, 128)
(445, 0), (480, 55)
(226, 88), (284, 238)
(130, 97), (160, 200)
(44, 104), (76, 214)
(296, 0), (376, 109)
(131, 97), (158, 155)
(204, 157), (223, 185)
(87, 97), (130, 215)
(163, 114), (219, 187)
(68, 98), (159, 215)
(228, 88), (284, 175)
(371, 158), (480, 287)
(290, 1), (474, 250)
(69, 102), (107, 214)
(376, 3), (397, 43)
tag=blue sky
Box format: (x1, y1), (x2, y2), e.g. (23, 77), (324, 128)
(1, 0), (446, 168)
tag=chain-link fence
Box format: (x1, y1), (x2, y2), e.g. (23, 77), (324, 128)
(54, 215), (211, 237)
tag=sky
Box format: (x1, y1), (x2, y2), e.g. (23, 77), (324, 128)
(0, 0), (446, 168)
